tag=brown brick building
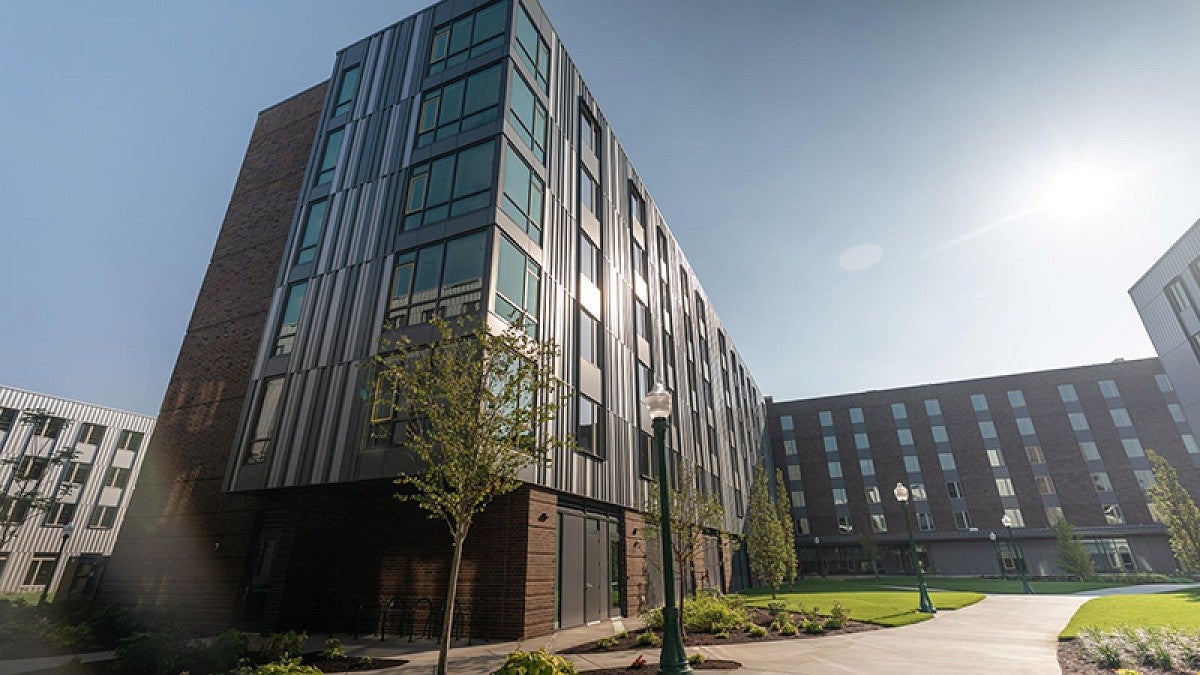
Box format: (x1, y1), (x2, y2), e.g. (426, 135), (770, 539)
(98, 0), (764, 640)
(768, 358), (1200, 576)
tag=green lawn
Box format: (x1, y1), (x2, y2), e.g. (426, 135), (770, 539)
(881, 576), (1127, 595)
(0, 592), (45, 604)
(741, 581), (985, 627)
(1059, 587), (1200, 639)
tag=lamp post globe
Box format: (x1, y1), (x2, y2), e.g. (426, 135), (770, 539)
(988, 530), (1004, 579)
(1001, 515), (1034, 594)
(894, 483), (935, 613)
(642, 382), (691, 675)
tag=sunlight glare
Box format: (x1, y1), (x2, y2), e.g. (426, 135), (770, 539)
(1041, 165), (1122, 220)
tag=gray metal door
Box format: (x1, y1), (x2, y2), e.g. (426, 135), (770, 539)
(558, 512), (585, 628)
(584, 517), (607, 623)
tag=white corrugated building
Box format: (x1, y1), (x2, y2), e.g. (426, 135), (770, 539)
(0, 385), (155, 596)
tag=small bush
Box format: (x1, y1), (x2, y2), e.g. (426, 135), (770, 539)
(247, 656), (322, 675)
(116, 627), (250, 675)
(802, 618), (826, 634)
(688, 653), (706, 665)
(642, 607), (664, 630)
(262, 631), (308, 662)
(636, 630), (661, 647)
(595, 636), (618, 650)
(766, 601), (788, 617)
(493, 648), (578, 675)
(321, 636), (346, 660)
(683, 592), (749, 634)
(714, 630), (729, 639)
(747, 624), (767, 638)
(770, 617), (798, 636)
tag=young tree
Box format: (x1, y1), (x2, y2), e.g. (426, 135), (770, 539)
(370, 317), (572, 675)
(858, 523), (882, 577)
(0, 410), (76, 549)
(773, 469), (798, 585)
(746, 464), (788, 597)
(1146, 449), (1200, 573)
(1052, 519), (1095, 580)
(642, 458), (725, 635)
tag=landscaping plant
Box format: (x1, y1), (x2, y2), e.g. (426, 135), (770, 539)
(1052, 519), (1095, 581)
(493, 648), (578, 675)
(746, 464), (790, 597)
(1146, 449), (1200, 573)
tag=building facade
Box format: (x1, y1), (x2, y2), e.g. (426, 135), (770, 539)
(101, 0), (764, 640)
(767, 358), (1200, 577)
(0, 386), (154, 597)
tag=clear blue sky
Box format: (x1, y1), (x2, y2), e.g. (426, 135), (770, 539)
(2, 1), (1199, 415)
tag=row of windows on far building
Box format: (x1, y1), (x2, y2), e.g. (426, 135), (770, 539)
(0, 408), (144, 529)
(777, 374), (1193, 535)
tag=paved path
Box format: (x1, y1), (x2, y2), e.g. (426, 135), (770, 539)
(1073, 582), (1200, 596)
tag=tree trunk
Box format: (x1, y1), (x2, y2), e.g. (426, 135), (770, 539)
(437, 527), (468, 675)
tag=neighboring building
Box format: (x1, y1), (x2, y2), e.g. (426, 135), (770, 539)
(0, 385), (154, 597)
(101, 0), (764, 640)
(767, 358), (1200, 577)
(1131, 219), (1200, 473)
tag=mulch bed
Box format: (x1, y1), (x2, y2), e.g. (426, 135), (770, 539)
(1057, 640), (1182, 675)
(578, 659), (741, 674)
(560, 607), (878, 654)
(300, 653), (410, 672)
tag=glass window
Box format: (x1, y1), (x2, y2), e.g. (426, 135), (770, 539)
(946, 481), (963, 499)
(1134, 469), (1155, 492)
(579, 309), (600, 365)
(1103, 504), (1125, 525)
(115, 430), (144, 453)
(1058, 384), (1079, 403)
(333, 64), (360, 117)
(931, 425), (949, 443)
(1121, 438), (1144, 458)
(1167, 278), (1192, 313)
(904, 455), (921, 473)
(891, 403), (907, 419)
(897, 429), (913, 446)
(272, 282), (308, 357)
(75, 423), (106, 447)
(818, 411), (834, 427)
(1168, 403), (1186, 423)
(1079, 441), (1101, 461)
(632, 242), (648, 281)
(405, 140), (496, 231)
(925, 399), (942, 416)
(296, 198), (329, 265)
(871, 514), (887, 533)
(579, 234), (601, 286)
(62, 461), (91, 489)
(978, 421), (997, 438)
(1016, 417), (1035, 436)
(828, 461), (843, 478)
(917, 512), (935, 531)
(507, 70), (547, 163)
(1046, 506), (1065, 525)
(971, 394), (988, 411)
(780, 415), (795, 431)
(1099, 380), (1120, 399)
(787, 465), (802, 482)
(580, 110), (599, 154)
(30, 415), (67, 440)
(579, 167), (598, 217)
(17, 456), (48, 481)
(854, 432), (869, 449)
(387, 231), (486, 327)
(1109, 408), (1132, 428)
(501, 144), (544, 243)
(850, 407), (864, 424)
(1156, 373), (1173, 393)
(1025, 445), (1045, 464)
(986, 448), (1005, 467)
(823, 436), (837, 453)
(246, 377), (284, 464)
(938, 452), (956, 471)
(911, 483), (927, 500)
(865, 485), (880, 503)
(494, 235), (540, 334)
(1003, 508), (1025, 528)
(860, 458), (875, 476)
(427, 0), (508, 74)
(633, 300), (651, 341)
(953, 510), (972, 530)
(23, 556), (56, 587)
(1036, 475), (1056, 495)
(417, 63), (502, 147)
(1007, 390), (1026, 408)
(45, 501), (76, 527)
(1184, 434), (1200, 454)
(514, 4), (550, 91)
(796, 517), (809, 535)
(995, 478), (1015, 496)
(837, 516), (854, 534)
(790, 491), (806, 508)
(1091, 472), (1113, 492)
(576, 395), (604, 459)
(315, 127), (344, 186)
(830, 488), (848, 506)
(784, 439), (797, 456)
(1068, 412), (1089, 431)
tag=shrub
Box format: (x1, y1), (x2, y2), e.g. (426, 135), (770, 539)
(766, 601), (788, 617)
(682, 592), (749, 634)
(116, 627), (249, 675)
(688, 653), (706, 665)
(714, 630), (729, 639)
(642, 607), (664, 630)
(770, 617), (798, 636)
(802, 618), (826, 634)
(637, 630), (661, 647)
(321, 636), (346, 659)
(493, 648), (578, 675)
(747, 624), (767, 638)
(248, 656), (322, 675)
(595, 636), (618, 650)
(263, 631), (308, 662)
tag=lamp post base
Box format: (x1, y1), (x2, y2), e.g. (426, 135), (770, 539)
(657, 606), (693, 675)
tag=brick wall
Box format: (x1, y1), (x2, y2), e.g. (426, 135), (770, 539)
(95, 84), (328, 629)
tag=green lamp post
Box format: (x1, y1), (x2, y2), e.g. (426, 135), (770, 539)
(893, 483), (935, 614)
(989, 531), (1006, 579)
(644, 383), (692, 675)
(1002, 514), (1034, 594)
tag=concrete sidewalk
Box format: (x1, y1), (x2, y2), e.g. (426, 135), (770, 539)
(1073, 582), (1200, 596)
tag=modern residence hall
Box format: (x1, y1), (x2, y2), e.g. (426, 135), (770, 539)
(97, 0), (765, 641)
(767, 357), (1200, 578)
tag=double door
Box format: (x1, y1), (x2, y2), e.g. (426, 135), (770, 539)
(558, 510), (618, 628)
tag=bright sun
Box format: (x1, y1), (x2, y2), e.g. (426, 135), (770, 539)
(1041, 165), (1122, 220)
